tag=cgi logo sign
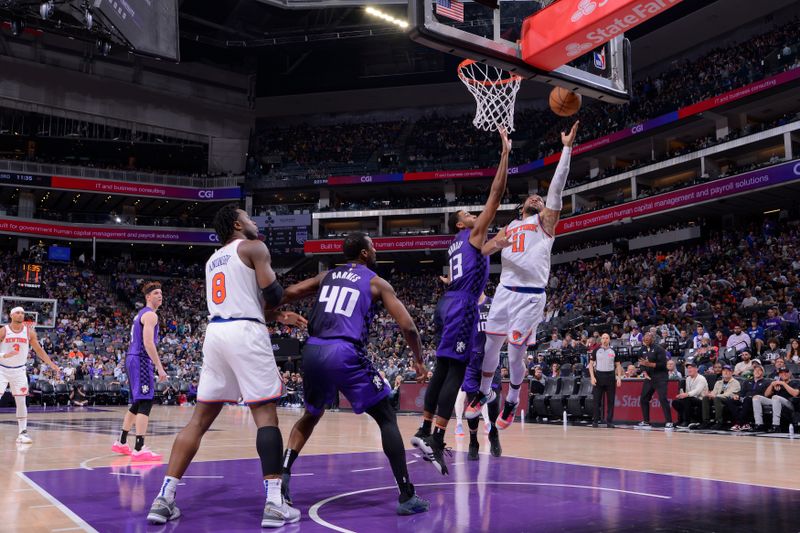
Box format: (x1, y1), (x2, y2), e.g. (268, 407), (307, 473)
(208, 233), (220, 243)
(198, 190), (215, 199)
(793, 162), (800, 176)
(631, 124), (644, 134)
(360, 176), (373, 183)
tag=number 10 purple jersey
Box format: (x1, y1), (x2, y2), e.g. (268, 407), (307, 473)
(308, 263), (377, 348)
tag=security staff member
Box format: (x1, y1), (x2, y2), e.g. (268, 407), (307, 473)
(637, 332), (674, 429)
(588, 333), (622, 428)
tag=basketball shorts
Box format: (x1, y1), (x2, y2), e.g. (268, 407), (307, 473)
(197, 320), (283, 405)
(461, 350), (502, 394)
(437, 292), (480, 362)
(126, 355), (155, 402)
(302, 338), (390, 416)
(0, 365), (29, 396)
(485, 285), (547, 346)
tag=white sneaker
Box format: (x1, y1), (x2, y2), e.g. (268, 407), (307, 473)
(261, 498), (301, 528)
(16, 431), (32, 444)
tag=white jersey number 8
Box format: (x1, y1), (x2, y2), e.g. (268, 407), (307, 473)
(450, 253), (463, 281)
(319, 285), (360, 318)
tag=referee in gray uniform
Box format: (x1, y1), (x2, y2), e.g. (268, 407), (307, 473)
(589, 333), (623, 428)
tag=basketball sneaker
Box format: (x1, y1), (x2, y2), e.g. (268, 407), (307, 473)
(147, 496), (181, 524)
(495, 400), (518, 430)
(414, 435), (451, 475)
(396, 488), (430, 516)
(261, 498), (301, 528)
(454, 423), (464, 436)
(467, 439), (479, 461)
(465, 390), (495, 420)
(16, 431), (32, 444)
(409, 427), (431, 455)
(112, 441), (132, 455)
(488, 431), (502, 457)
(131, 446), (163, 462)
(281, 472), (293, 506)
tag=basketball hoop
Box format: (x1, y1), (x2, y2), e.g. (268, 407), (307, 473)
(458, 59), (522, 133)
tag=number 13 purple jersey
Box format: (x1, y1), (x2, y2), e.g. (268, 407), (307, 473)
(308, 263), (377, 349)
(447, 228), (489, 298)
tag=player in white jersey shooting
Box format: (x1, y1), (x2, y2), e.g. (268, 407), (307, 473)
(0, 306), (60, 444)
(465, 121), (579, 428)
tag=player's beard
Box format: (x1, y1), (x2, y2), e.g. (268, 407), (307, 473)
(523, 205), (540, 217)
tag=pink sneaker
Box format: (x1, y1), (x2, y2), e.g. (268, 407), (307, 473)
(112, 441), (132, 455)
(131, 446), (163, 462)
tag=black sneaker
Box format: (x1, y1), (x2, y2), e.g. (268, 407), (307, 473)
(767, 426), (779, 433)
(467, 439), (479, 461)
(418, 435), (451, 475)
(410, 427), (431, 453)
(281, 471), (292, 507)
(753, 424), (767, 432)
(635, 421), (651, 430)
(488, 430), (502, 457)
(592, 421), (599, 428)
(711, 423), (724, 431)
(606, 423), (615, 429)
(397, 486), (430, 516)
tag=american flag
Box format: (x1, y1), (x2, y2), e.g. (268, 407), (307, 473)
(436, 0), (464, 22)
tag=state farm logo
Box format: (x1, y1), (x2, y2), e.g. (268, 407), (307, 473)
(566, 42), (592, 57)
(571, 0), (600, 22)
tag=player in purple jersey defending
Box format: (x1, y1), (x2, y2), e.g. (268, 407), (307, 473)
(266, 232), (430, 516)
(410, 128), (510, 475)
(112, 281), (168, 461)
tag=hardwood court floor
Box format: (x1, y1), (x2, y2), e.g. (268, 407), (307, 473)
(2, 405), (799, 532)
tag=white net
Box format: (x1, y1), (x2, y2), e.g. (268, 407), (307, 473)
(458, 60), (522, 133)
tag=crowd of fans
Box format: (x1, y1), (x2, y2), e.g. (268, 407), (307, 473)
(250, 18), (800, 181)
(2, 208), (798, 432)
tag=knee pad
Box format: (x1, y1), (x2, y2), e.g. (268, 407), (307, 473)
(15, 395), (27, 418)
(256, 426), (283, 476)
(136, 400), (153, 417)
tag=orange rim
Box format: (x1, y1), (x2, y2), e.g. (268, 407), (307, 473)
(458, 58), (522, 87)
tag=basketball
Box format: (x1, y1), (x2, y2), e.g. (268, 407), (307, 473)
(549, 87), (582, 117)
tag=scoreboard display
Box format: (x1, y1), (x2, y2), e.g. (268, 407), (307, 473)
(19, 263), (43, 290)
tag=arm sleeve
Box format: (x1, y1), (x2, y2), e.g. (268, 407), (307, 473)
(545, 147), (572, 211)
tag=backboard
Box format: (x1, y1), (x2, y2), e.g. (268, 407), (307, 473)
(409, 0), (633, 103)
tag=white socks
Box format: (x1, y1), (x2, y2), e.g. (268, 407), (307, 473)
(264, 478), (283, 506)
(159, 476), (179, 503)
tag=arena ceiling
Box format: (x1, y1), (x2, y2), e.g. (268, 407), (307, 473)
(176, 0), (788, 97)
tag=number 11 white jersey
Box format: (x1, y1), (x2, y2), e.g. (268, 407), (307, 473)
(205, 239), (265, 323)
(499, 213), (554, 288)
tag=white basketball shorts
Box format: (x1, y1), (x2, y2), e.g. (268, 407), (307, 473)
(197, 320), (284, 405)
(484, 285), (547, 346)
(0, 366), (29, 396)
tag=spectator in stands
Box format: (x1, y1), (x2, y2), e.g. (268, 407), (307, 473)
(629, 326), (643, 346)
(733, 351), (754, 377)
(549, 331), (563, 350)
(693, 325), (710, 349)
(764, 308), (783, 340)
(782, 302), (798, 339)
(677, 329), (692, 351)
(752, 367), (800, 432)
(389, 375), (403, 412)
(695, 337), (718, 369)
(699, 365), (741, 430)
(731, 363), (770, 432)
(712, 330), (728, 350)
(624, 364), (639, 378)
(672, 361), (708, 428)
(529, 365), (546, 394)
(548, 362), (561, 378)
(788, 339), (800, 364)
(70, 384), (89, 407)
(667, 359), (682, 379)
(704, 362), (724, 389)
(769, 357), (788, 378)
(726, 324), (751, 353)
(187, 380), (198, 404)
(741, 290), (758, 309)
(762, 339), (782, 362)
